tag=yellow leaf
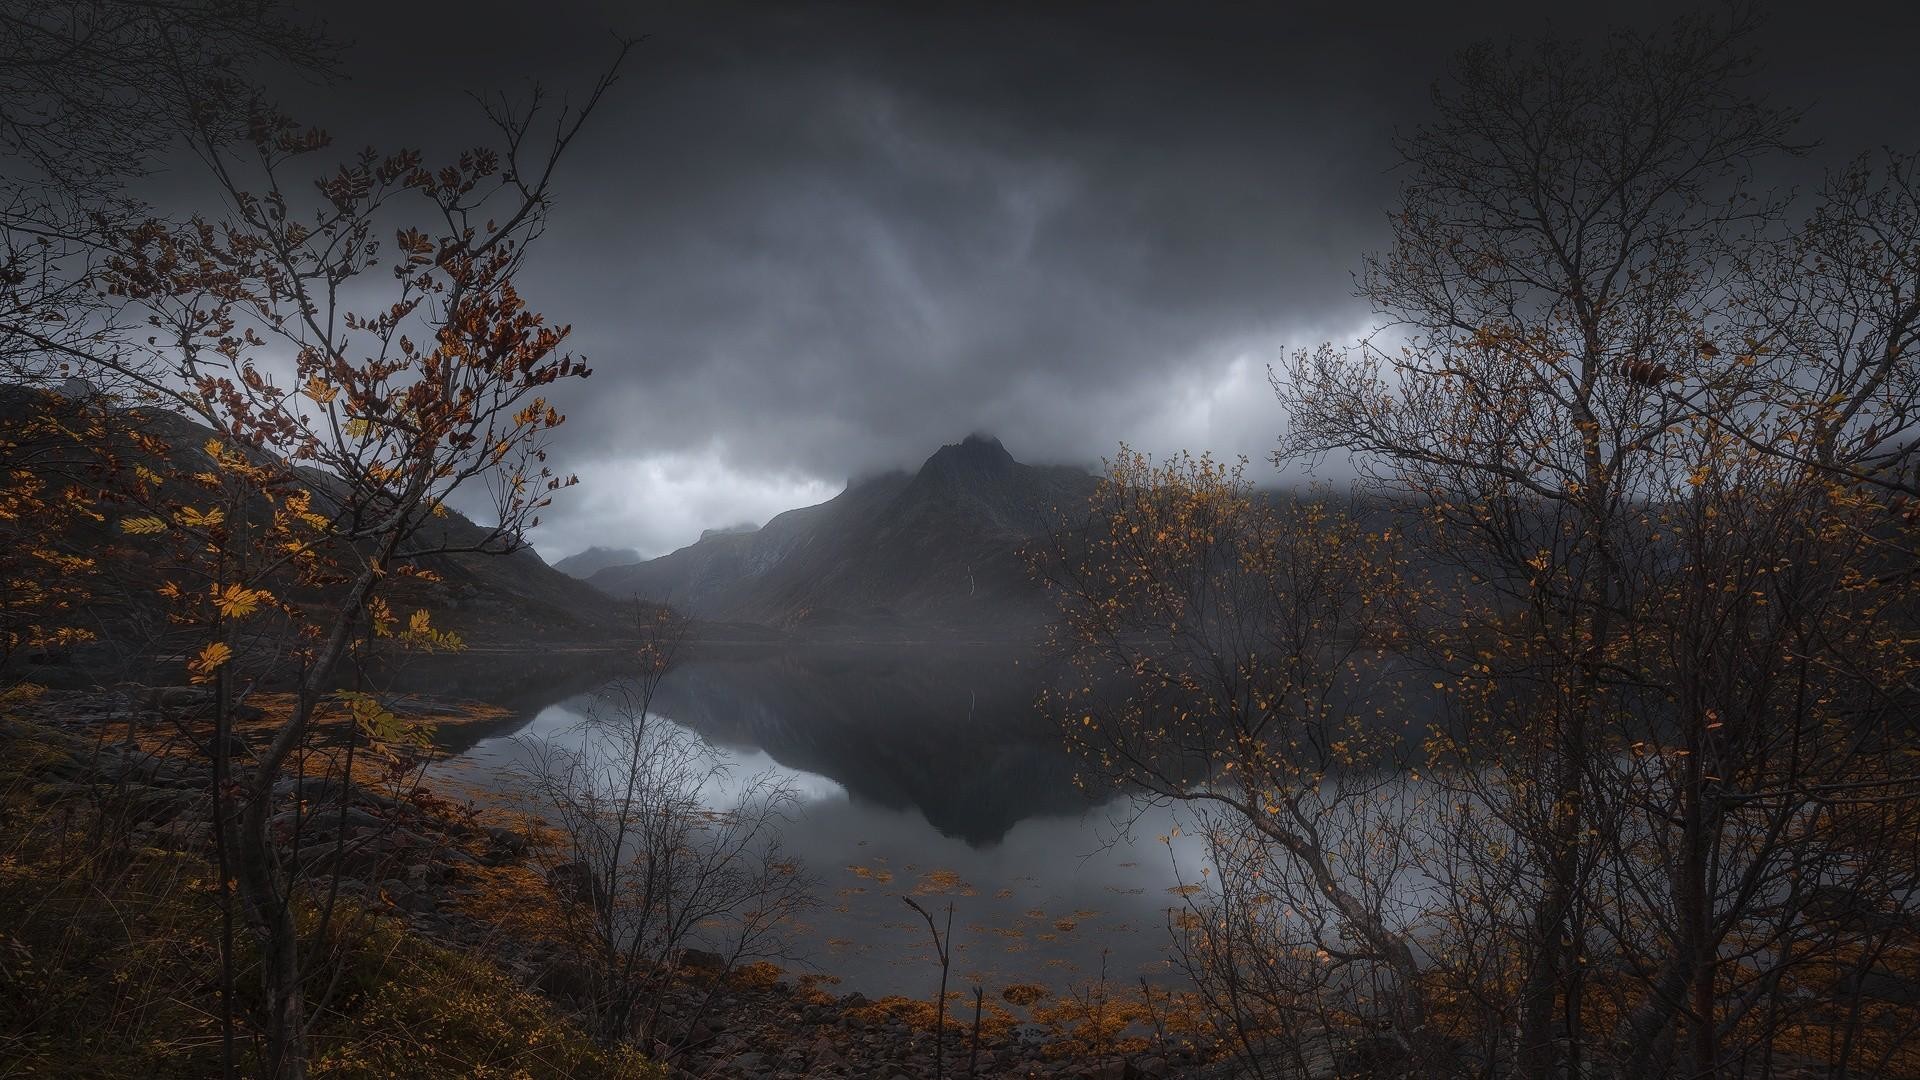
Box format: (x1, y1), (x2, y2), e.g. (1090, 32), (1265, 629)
(213, 583), (267, 619)
(188, 641), (233, 684)
(119, 515), (168, 535)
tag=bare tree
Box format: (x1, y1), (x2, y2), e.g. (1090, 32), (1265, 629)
(1034, 449), (1444, 1072)
(518, 605), (815, 1054)
(1028, 10), (1920, 1079)
(1731, 150), (1920, 504)
(1275, 7), (1920, 1078)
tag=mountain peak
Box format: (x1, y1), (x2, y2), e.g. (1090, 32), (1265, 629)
(589, 432), (1100, 630)
(922, 433), (1015, 477)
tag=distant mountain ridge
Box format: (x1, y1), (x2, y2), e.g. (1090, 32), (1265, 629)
(588, 435), (1096, 634)
(551, 545), (644, 580)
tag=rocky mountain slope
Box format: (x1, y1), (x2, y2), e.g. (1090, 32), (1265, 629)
(588, 436), (1096, 634)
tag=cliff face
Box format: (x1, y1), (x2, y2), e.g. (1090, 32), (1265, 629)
(588, 436), (1096, 634)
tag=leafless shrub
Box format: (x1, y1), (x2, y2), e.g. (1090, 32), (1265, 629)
(516, 608), (815, 1052)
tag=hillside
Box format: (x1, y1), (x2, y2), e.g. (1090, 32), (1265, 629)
(588, 436), (1096, 635)
(1, 387), (623, 677)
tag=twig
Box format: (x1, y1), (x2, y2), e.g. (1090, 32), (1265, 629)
(903, 895), (954, 1080)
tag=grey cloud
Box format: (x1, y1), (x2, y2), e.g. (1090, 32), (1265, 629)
(284, 0), (1919, 559)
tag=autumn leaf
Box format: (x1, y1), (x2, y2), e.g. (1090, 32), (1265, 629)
(119, 515), (169, 535)
(188, 641), (233, 683)
(213, 583), (268, 618)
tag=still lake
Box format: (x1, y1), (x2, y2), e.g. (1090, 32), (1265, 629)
(419, 643), (1208, 1000)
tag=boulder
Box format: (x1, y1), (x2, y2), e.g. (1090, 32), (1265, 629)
(546, 860), (611, 910)
(677, 947), (728, 975)
(482, 825), (530, 865)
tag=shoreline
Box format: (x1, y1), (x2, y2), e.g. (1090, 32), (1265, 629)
(1, 688), (1217, 1079)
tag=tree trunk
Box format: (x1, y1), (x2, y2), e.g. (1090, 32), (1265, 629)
(1615, 960), (1690, 1077)
(260, 900), (309, 1080)
(230, 560), (387, 1079)
(1682, 735), (1717, 1078)
(1517, 886), (1568, 1078)
(1518, 736), (1584, 1079)
(212, 660), (239, 1080)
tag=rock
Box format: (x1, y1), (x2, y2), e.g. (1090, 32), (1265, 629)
(370, 827), (435, 853)
(145, 686), (215, 714)
(275, 806), (386, 834)
(484, 825), (529, 855)
(809, 1037), (848, 1070)
(1065, 1060), (1128, 1080)
(405, 861), (447, 890)
(375, 878), (432, 913)
(545, 857), (610, 907)
(479, 828), (529, 866)
(678, 947), (728, 974)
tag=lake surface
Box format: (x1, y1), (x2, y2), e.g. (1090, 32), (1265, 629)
(424, 644), (1208, 1000)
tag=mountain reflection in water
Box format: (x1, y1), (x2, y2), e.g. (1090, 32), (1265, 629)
(651, 646), (1093, 846)
(426, 643), (1203, 998)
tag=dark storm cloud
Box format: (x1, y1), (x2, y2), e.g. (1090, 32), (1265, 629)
(281, 0), (1919, 558)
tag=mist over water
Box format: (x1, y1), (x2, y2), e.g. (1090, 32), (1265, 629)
(429, 643), (1213, 998)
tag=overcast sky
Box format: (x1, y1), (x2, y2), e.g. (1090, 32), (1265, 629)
(276, 0), (1917, 560)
